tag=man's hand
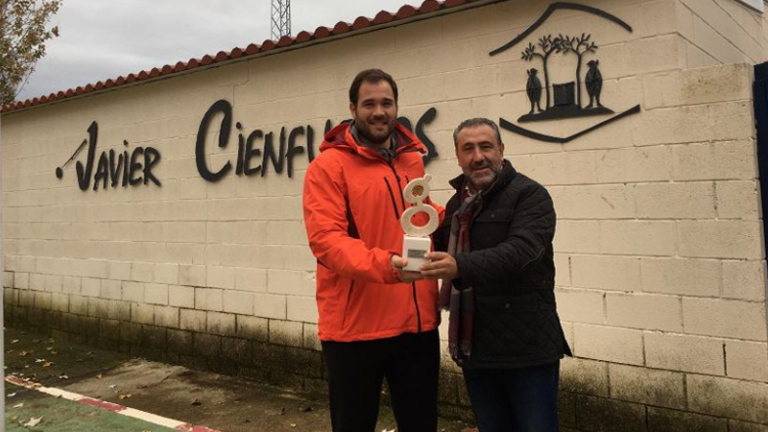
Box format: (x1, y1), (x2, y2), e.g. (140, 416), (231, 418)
(421, 252), (459, 280)
(391, 254), (424, 282)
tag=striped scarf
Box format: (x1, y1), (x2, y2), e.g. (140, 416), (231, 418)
(438, 185), (483, 365)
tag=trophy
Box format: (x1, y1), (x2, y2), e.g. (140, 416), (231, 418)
(401, 174), (439, 272)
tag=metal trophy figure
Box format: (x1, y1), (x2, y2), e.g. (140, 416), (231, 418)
(401, 174), (439, 272)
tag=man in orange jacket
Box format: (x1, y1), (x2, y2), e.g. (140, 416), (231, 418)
(303, 69), (442, 432)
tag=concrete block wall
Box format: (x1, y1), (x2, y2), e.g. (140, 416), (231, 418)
(2, 0), (768, 430)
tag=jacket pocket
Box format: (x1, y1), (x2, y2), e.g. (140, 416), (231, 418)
(472, 209), (515, 249)
(474, 292), (561, 360)
(341, 280), (355, 331)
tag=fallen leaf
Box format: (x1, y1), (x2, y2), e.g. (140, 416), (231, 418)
(42, 362), (54, 368)
(9, 416), (18, 422)
(118, 393), (132, 400)
(11, 339), (19, 344)
(23, 416), (42, 427)
(46, 347), (54, 351)
(96, 373), (103, 379)
(290, 424), (296, 428)
(13, 403), (23, 408)
(278, 407), (285, 416)
(109, 385), (117, 389)
(58, 375), (69, 380)
(18, 351), (30, 357)
(34, 359), (45, 363)
(191, 398), (202, 406)
(300, 406), (313, 412)
(32, 339), (40, 343)
(8, 393), (16, 398)
(382, 429), (395, 432)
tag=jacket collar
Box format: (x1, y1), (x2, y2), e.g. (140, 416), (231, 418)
(449, 160), (518, 197)
(320, 121), (426, 161)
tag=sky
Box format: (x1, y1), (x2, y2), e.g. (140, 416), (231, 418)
(17, 0), (413, 101)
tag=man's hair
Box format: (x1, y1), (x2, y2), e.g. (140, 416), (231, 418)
(349, 69), (399, 106)
(453, 117), (503, 147)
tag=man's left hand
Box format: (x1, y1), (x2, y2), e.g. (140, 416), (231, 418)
(421, 252), (459, 280)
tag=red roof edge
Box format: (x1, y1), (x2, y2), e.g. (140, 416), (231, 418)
(3, 0), (487, 114)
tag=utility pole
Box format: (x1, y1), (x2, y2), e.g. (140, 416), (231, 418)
(271, 0), (291, 40)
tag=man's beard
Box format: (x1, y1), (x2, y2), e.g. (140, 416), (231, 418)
(355, 118), (394, 146)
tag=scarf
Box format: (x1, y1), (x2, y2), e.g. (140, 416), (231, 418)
(438, 183), (484, 365)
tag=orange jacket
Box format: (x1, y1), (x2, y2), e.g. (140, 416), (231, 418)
(303, 122), (443, 342)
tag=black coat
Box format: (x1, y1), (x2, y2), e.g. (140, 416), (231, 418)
(434, 161), (571, 368)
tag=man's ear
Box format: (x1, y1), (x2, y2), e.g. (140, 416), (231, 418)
(349, 103), (356, 117)
(499, 142), (506, 154)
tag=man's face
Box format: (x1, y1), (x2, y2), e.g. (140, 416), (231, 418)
(455, 124), (505, 191)
(350, 80), (397, 146)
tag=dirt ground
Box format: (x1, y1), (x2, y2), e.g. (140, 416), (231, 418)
(4, 327), (477, 432)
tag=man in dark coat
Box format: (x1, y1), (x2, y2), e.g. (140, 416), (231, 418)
(421, 118), (571, 432)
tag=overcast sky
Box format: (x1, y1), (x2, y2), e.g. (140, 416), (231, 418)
(17, 0), (412, 101)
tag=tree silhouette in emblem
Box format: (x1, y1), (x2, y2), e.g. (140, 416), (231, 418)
(557, 33), (598, 108)
(521, 35), (560, 109)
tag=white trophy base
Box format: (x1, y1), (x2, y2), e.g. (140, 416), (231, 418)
(402, 235), (431, 272)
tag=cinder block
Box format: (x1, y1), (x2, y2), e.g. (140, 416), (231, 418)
(571, 255), (641, 292)
(51, 293), (69, 313)
(688, 374), (768, 424)
(169, 285), (195, 308)
(672, 141), (757, 182)
(235, 267), (267, 292)
(81, 278), (101, 297)
(195, 287), (223, 312)
(683, 297), (767, 341)
(154, 263), (179, 285)
(303, 323), (321, 351)
(609, 363), (686, 409)
(179, 309), (207, 333)
(554, 221), (601, 254)
(595, 146), (672, 183)
(575, 394), (646, 432)
(640, 258), (720, 297)
(223, 290), (254, 315)
(716, 181), (760, 220)
(3, 272), (13, 289)
(560, 357), (609, 397)
(207, 266), (235, 289)
(635, 182), (716, 219)
(108, 261), (131, 280)
(287, 296), (319, 324)
(267, 269), (314, 297)
(236, 315), (269, 341)
(130, 302), (155, 325)
(645, 332), (725, 375)
(554, 254), (570, 286)
(154, 306), (180, 329)
(179, 265), (206, 286)
(606, 293), (682, 332)
(599, 220), (676, 256)
(145, 283), (169, 306)
(254, 293), (287, 319)
(647, 406), (727, 432)
(14, 272), (29, 289)
(29, 273), (45, 291)
(728, 420), (768, 432)
(270, 319), (304, 347)
(100, 279), (122, 300)
(573, 324), (644, 366)
(549, 185), (636, 220)
(207, 311), (236, 337)
(130, 262), (155, 283)
(121, 281), (145, 302)
(69, 296), (88, 315)
(555, 288), (606, 325)
(725, 340), (768, 382)
(677, 221), (763, 259)
(722, 260), (767, 301)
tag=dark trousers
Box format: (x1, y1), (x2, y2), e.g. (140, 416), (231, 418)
(322, 330), (440, 432)
(463, 362), (561, 432)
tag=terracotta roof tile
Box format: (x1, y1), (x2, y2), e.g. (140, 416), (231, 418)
(3, 0), (489, 113)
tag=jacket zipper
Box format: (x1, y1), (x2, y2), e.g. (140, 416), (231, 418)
(383, 177), (400, 220)
(387, 161), (422, 333)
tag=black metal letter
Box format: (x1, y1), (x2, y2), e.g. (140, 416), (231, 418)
(196, 100), (233, 182)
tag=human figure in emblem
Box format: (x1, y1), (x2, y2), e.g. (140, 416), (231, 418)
(585, 60), (604, 108)
(526, 68), (543, 114)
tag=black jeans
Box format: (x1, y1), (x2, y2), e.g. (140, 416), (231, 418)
(322, 330), (440, 432)
(463, 361), (561, 432)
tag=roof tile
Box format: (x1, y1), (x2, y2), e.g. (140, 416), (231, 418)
(4, 1), (498, 113)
